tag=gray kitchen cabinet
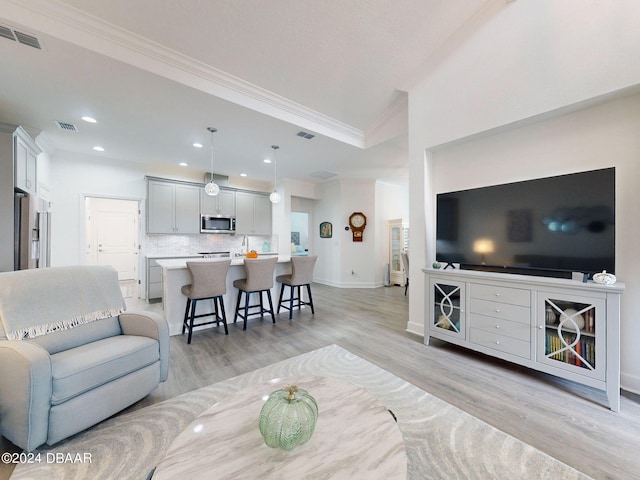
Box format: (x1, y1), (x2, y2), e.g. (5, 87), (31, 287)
(147, 179), (200, 234)
(0, 129), (14, 271)
(235, 191), (272, 235)
(200, 187), (235, 216)
(14, 127), (40, 195)
(145, 255), (201, 300)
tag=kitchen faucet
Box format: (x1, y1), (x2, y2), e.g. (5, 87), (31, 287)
(241, 235), (248, 254)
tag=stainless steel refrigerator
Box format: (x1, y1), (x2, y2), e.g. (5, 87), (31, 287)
(14, 191), (51, 270)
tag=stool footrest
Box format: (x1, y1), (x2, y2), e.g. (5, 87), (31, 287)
(183, 295), (228, 344)
(277, 283), (315, 320)
(233, 290), (276, 330)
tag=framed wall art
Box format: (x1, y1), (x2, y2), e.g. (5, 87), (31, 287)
(319, 221), (332, 238)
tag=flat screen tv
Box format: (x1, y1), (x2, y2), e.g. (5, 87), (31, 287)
(435, 168), (615, 278)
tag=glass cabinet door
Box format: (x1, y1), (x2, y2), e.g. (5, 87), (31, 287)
(390, 226), (402, 273)
(537, 292), (605, 381)
(430, 279), (465, 339)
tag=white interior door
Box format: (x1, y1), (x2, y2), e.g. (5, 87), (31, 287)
(86, 197), (139, 281)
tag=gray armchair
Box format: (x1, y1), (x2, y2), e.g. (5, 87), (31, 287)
(0, 265), (169, 452)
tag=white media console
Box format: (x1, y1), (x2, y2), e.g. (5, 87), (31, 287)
(423, 267), (624, 411)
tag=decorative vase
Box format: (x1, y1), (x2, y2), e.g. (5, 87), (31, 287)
(560, 308), (585, 331)
(593, 270), (616, 285)
(545, 306), (557, 325)
(259, 385), (318, 451)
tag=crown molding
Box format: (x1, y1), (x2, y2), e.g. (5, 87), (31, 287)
(364, 93), (408, 148)
(4, 0), (366, 148)
(0, 122), (18, 134)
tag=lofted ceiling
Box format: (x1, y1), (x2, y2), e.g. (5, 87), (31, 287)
(0, 0), (493, 185)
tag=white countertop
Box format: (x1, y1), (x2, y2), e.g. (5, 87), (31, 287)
(156, 255), (291, 269)
(146, 254), (203, 259)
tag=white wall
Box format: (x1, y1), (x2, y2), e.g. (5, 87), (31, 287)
(313, 182), (342, 286)
(49, 153), (404, 290)
(49, 153), (206, 266)
(408, 1), (640, 392)
(419, 0), (640, 149)
(313, 180), (385, 288)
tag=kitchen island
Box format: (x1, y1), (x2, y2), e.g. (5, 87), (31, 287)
(155, 256), (291, 336)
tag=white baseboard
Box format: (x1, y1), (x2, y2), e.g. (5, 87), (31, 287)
(621, 371), (640, 395)
(406, 321), (425, 337)
(314, 279), (378, 288)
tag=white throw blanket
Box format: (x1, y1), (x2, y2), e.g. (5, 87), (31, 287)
(0, 265), (125, 340)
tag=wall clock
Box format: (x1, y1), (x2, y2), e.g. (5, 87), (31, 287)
(348, 212), (367, 242)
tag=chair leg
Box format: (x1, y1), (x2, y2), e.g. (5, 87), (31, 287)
(187, 299), (197, 344)
(243, 291), (250, 330)
(182, 298), (191, 335)
(217, 296), (228, 335)
(405, 277), (409, 295)
(277, 283), (285, 313)
(212, 298), (220, 326)
(234, 290), (242, 324)
(259, 292), (264, 317)
(289, 285), (295, 319)
(306, 284), (315, 314)
(266, 289), (276, 324)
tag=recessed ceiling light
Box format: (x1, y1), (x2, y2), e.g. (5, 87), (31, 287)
(93, 146), (104, 152)
(193, 142), (203, 148)
(82, 116), (97, 123)
(263, 159), (271, 164)
(179, 162), (188, 167)
(240, 173), (247, 177)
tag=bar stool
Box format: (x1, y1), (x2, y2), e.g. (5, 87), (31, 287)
(233, 257), (278, 330)
(181, 260), (231, 344)
(277, 255), (317, 319)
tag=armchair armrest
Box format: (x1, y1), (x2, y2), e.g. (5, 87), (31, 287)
(0, 341), (52, 452)
(119, 311), (169, 382)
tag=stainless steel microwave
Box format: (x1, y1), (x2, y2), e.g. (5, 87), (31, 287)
(200, 215), (236, 233)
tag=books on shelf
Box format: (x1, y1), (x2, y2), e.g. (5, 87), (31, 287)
(545, 332), (595, 369)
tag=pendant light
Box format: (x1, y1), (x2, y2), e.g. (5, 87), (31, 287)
(204, 127), (220, 196)
(269, 145), (281, 204)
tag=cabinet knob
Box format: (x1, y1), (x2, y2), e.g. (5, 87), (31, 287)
(494, 293), (501, 297)
(495, 308), (501, 313)
(495, 325), (500, 329)
(538, 325), (544, 330)
(495, 341), (501, 345)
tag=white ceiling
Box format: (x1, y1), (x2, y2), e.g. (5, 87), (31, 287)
(0, 0), (491, 185)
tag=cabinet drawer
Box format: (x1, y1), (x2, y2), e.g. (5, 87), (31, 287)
(470, 314), (530, 342)
(469, 298), (530, 325)
(470, 283), (530, 307)
(470, 328), (530, 359)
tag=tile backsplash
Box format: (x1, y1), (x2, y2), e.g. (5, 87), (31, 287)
(145, 234), (278, 257)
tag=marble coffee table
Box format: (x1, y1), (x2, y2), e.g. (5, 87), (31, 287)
(152, 376), (407, 479)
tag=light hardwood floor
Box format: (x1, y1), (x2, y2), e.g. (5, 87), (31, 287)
(2, 284), (639, 480)
(134, 283), (640, 480)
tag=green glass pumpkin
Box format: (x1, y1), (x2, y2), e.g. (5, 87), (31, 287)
(258, 385), (318, 451)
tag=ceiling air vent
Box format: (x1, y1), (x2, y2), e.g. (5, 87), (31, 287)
(55, 121), (79, 132)
(310, 170), (337, 180)
(296, 131), (315, 140)
(0, 24), (17, 42)
(0, 23), (44, 49)
(14, 31), (42, 50)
